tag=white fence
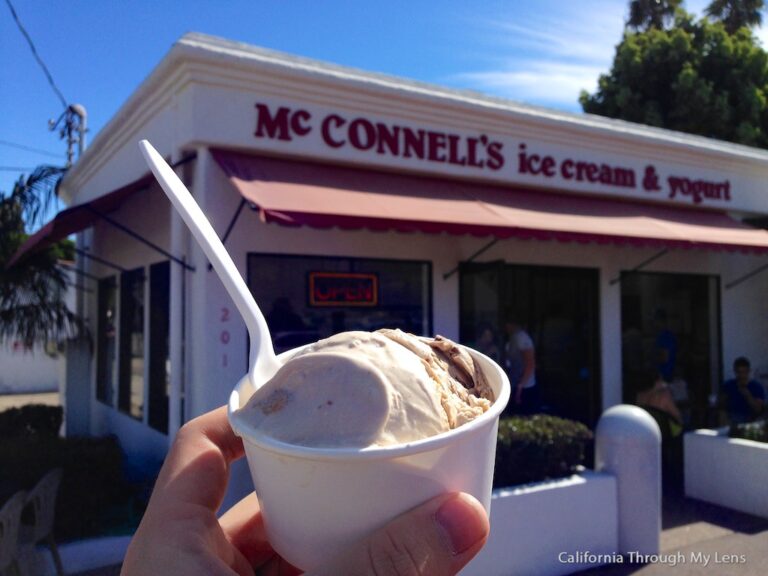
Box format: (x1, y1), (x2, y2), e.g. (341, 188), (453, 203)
(464, 405), (661, 576)
(685, 428), (768, 518)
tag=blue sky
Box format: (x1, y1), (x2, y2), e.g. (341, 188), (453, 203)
(0, 0), (759, 202)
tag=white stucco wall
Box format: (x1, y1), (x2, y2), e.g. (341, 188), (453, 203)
(685, 429), (768, 518)
(462, 473), (618, 576)
(82, 184), (173, 466)
(0, 344), (60, 394)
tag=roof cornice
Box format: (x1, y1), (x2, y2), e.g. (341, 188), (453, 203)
(61, 31), (768, 201)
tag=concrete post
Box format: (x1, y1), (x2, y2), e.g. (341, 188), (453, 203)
(595, 404), (661, 556)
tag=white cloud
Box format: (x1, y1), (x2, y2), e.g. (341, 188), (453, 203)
(483, 6), (625, 62)
(456, 61), (604, 107)
(448, 0), (768, 111)
(446, 1), (627, 111)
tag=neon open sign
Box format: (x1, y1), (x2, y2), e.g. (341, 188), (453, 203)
(309, 272), (378, 307)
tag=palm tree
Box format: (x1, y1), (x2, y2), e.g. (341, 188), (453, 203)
(706, 0), (764, 33)
(628, 0), (683, 30)
(0, 165), (81, 347)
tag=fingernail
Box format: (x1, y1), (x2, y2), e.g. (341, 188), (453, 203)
(435, 494), (486, 555)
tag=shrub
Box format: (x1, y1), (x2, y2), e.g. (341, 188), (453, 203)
(494, 414), (594, 488)
(0, 435), (131, 541)
(0, 404), (63, 438)
(729, 419), (768, 443)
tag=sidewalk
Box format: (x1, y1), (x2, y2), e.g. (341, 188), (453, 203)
(68, 495), (768, 575)
(575, 495), (768, 575)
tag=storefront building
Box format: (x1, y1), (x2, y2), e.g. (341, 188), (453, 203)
(13, 33), (768, 478)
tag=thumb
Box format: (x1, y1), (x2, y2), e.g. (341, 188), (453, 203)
(308, 493), (489, 576)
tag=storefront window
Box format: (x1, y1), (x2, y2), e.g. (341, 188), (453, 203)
(248, 254), (431, 354)
(148, 261), (170, 433)
(96, 262), (171, 431)
(620, 271), (721, 429)
(96, 276), (118, 406)
(119, 268), (145, 420)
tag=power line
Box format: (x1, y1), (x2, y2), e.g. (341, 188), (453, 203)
(0, 139), (62, 159)
(0, 166), (35, 171)
(4, 0), (67, 109)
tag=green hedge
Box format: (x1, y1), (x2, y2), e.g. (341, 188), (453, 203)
(0, 404), (63, 438)
(0, 434), (133, 542)
(729, 419), (768, 443)
(494, 414), (594, 487)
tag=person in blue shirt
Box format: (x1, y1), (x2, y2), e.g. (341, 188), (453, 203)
(719, 357), (766, 424)
(653, 309), (677, 382)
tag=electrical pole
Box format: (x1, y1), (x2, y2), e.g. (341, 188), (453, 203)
(49, 104), (87, 167)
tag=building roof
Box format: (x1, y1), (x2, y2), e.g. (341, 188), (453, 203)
(61, 31), (768, 202)
(177, 33), (768, 161)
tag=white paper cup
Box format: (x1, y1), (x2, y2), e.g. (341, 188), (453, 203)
(228, 344), (510, 571)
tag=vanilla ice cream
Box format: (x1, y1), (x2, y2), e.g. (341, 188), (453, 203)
(239, 329), (494, 448)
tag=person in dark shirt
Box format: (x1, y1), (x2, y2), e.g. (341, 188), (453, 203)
(474, 323), (500, 364)
(719, 357), (765, 424)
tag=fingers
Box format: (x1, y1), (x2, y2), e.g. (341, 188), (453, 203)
(256, 555), (304, 576)
(221, 493), (302, 575)
(220, 493), (274, 567)
(309, 493), (489, 576)
(181, 405), (245, 464)
(152, 406), (245, 511)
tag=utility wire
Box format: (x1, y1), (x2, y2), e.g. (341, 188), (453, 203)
(0, 166), (36, 171)
(4, 0), (68, 109)
(0, 139), (62, 158)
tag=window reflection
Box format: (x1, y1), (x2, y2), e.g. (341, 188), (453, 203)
(148, 261), (170, 433)
(97, 276), (117, 406)
(248, 254), (432, 354)
(120, 268), (145, 420)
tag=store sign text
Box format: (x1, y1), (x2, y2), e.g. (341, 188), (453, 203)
(254, 102), (731, 205)
(517, 144), (731, 204)
(255, 103), (503, 170)
(308, 272), (378, 307)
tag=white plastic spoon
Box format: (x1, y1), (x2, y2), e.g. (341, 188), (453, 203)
(138, 140), (280, 387)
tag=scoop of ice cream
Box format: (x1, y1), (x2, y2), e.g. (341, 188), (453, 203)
(239, 329), (494, 448)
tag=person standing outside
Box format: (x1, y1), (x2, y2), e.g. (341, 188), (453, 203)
(654, 309), (677, 382)
(474, 323), (500, 364)
(719, 357), (766, 424)
(636, 372), (684, 438)
(503, 313), (538, 415)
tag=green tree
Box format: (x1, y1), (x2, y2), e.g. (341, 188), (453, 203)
(580, 12), (768, 147)
(0, 166), (81, 347)
(628, 0), (683, 30)
(706, 0), (764, 34)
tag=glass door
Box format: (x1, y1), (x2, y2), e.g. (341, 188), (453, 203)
(459, 260), (505, 363)
(460, 262), (601, 425)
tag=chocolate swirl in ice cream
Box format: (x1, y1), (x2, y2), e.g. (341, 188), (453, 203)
(377, 329), (493, 429)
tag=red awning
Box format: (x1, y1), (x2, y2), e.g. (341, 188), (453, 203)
(7, 173), (153, 267)
(211, 149), (768, 254)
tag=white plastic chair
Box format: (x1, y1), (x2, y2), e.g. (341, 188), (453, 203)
(0, 491), (27, 576)
(20, 469), (64, 576)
